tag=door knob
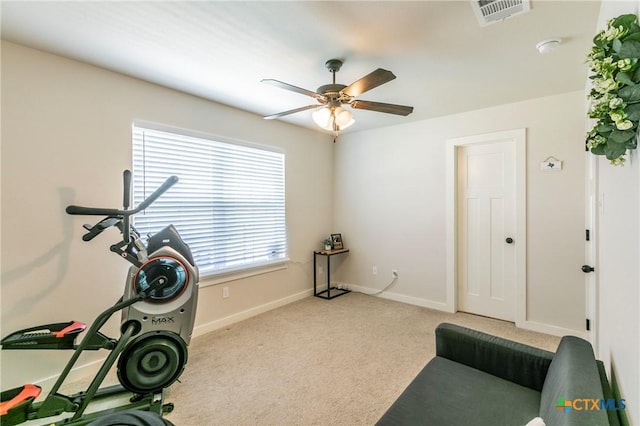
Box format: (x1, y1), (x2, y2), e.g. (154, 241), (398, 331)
(581, 265), (595, 273)
(505, 237), (514, 244)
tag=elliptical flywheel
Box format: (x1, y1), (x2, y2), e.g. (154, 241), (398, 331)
(117, 331), (187, 394)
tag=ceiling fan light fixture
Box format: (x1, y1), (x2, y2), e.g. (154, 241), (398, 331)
(335, 107), (354, 128)
(312, 106), (355, 131)
(312, 107), (332, 129)
(262, 59), (412, 137)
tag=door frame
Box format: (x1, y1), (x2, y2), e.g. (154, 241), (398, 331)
(445, 128), (527, 327)
(585, 147), (598, 348)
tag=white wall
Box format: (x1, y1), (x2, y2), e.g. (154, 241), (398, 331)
(0, 41), (333, 389)
(597, 152), (639, 425)
(335, 91), (589, 335)
(594, 1), (640, 423)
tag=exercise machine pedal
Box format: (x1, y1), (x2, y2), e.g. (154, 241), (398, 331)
(0, 385), (42, 425)
(1, 321), (115, 351)
(1, 321), (87, 350)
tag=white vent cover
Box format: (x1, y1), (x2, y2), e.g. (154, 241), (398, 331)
(471, 0), (531, 26)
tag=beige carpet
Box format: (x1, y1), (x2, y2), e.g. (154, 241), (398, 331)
(162, 293), (560, 426)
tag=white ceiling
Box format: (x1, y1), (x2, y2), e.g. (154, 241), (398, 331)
(1, 1), (601, 134)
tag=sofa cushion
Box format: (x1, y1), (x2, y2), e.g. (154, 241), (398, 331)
(539, 336), (609, 426)
(435, 323), (554, 391)
(376, 356), (540, 426)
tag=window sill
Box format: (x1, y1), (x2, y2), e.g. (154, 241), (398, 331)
(198, 259), (290, 288)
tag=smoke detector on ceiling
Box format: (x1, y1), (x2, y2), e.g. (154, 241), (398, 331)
(536, 39), (562, 54)
(471, 0), (531, 27)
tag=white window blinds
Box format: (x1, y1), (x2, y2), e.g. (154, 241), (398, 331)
(132, 125), (287, 277)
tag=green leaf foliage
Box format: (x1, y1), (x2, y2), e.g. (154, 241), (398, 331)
(625, 32), (640, 42)
(619, 40), (640, 59)
(613, 38), (623, 53)
(625, 103), (640, 120)
(617, 72), (634, 86)
(609, 129), (636, 143)
(587, 13), (640, 164)
(591, 144), (606, 155)
(619, 84), (640, 102)
(597, 123), (615, 133)
(604, 140), (627, 160)
(612, 14), (638, 29)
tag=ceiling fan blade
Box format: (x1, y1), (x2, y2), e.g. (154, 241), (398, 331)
(261, 79), (326, 101)
(264, 104), (320, 120)
(341, 69), (396, 97)
(350, 100), (414, 116)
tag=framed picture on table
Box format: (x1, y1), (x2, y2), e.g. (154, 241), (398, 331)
(331, 234), (343, 250)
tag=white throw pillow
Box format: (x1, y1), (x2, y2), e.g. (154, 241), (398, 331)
(524, 417), (545, 426)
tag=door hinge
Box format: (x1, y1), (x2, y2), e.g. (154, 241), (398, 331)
(586, 318), (591, 331)
(586, 229), (590, 241)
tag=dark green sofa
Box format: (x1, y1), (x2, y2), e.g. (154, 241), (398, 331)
(377, 323), (621, 426)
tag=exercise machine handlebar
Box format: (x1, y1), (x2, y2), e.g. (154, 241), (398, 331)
(66, 175), (178, 217)
(123, 170), (132, 210)
(66, 172), (178, 250)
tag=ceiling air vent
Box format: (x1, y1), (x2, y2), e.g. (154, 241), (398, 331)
(471, 0), (531, 27)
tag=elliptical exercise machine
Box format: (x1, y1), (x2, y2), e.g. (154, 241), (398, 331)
(0, 170), (199, 425)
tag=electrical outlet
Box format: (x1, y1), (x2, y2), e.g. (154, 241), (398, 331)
(222, 286), (229, 298)
(372, 265), (378, 275)
(392, 269), (398, 279)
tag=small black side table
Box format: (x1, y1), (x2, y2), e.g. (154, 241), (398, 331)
(313, 248), (350, 299)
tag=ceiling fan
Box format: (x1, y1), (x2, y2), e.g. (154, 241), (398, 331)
(262, 59), (414, 138)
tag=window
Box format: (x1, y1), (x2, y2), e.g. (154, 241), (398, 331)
(132, 124), (287, 278)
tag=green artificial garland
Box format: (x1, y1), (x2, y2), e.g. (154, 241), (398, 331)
(586, 14), (640, 165)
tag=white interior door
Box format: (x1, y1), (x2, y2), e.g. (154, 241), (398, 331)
(457, 141), (516, 321)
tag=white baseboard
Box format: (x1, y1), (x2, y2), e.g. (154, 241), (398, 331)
(33, 357), (107, 391)
(350, 284), (584, 339)
(31, 289), (313, 391)
(518, 320), (587, 339)
(349, 285), (450, 312)
(193, 289), (313, 338)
